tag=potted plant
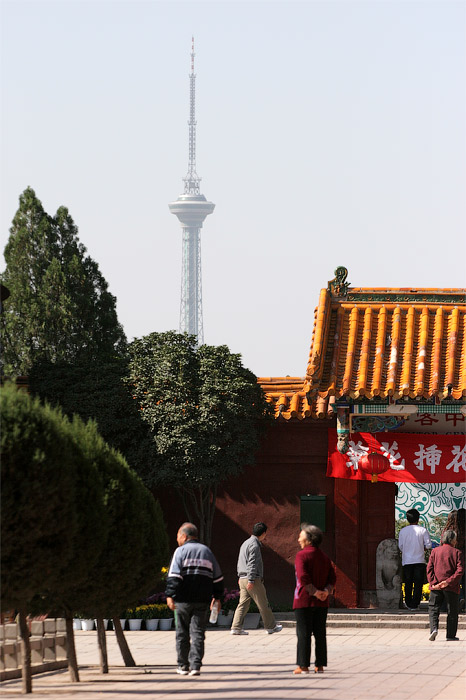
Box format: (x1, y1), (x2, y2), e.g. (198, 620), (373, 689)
(218, 589), (239, 626)
(125, 607), (143, 631)
(153, 603), (174, 630)
(217, 609), (233, 626)
(139, 604), (159, 631)
(219, 589), (260, 628)
(94, 618), (110, 630)
(244, 599), (261, 628)
(80, 618), (95, 631)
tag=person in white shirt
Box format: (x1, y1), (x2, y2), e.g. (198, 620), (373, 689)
(398, 508), (432, 610)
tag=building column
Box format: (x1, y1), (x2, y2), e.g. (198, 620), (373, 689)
(334, 478), (360, 608)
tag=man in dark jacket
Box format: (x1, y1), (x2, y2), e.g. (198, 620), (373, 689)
(230, 522), (282, 635)
(427, 529), (464, 642)
(166, 522), (223, 676)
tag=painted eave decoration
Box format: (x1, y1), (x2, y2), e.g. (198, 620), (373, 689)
(259, 268), (466, 420)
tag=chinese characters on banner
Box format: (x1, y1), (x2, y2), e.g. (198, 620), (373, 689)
(327, 430), (466, 483)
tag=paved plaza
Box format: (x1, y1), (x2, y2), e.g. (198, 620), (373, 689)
(1, 626), (466, 699)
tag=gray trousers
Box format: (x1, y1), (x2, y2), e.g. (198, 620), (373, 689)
(231, 578), (276, 630)
(175, 602), (210, 671)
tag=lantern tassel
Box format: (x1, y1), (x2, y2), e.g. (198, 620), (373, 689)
(371, 474), (378, 483)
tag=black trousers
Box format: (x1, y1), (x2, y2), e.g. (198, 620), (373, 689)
(294, 607), (328, 668)
(428, 590), (459, 639)
(403, 563), (425, 608)
(175, 602), (210, 671)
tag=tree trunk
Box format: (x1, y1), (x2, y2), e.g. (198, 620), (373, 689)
(18, 608), (32, 694)
(179, 485), (216, 546)
(65, 615), (80, 682)
(179, 489), (194, 524)
(96, 618), (108, 673)
(198, 486), (207, 544)
(199, 485), (215, 547)
(112, 618), (135, 666)
(205, 485), (217, 548)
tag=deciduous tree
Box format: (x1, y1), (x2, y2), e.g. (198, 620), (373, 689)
(127, 332), (272, 545)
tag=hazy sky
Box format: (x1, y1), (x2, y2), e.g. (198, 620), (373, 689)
(1, 0), (465, 378)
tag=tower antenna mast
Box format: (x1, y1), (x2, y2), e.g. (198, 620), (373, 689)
(169, 38), (215, 345)
(184, 37), (200, 195)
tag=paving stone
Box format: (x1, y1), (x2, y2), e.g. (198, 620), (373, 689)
(1, 627), (465, 699)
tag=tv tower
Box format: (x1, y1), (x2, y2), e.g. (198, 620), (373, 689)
(169, 38), (215, 345)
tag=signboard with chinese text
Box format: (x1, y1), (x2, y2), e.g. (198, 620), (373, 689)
(327, 430), (466, 483)
(396, 412), (465, 434)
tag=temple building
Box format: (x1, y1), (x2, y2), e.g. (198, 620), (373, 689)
(205, 268), (466, 607)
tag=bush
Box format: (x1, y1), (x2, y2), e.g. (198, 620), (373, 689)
(1, 383), (78, 611)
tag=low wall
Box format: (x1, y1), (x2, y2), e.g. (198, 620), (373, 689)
(0, 618), (68, 681)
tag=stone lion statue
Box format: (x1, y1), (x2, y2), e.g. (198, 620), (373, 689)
(376, 538), (401, 609)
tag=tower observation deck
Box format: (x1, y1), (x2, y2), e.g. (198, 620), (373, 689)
(169, 38), (214, 345)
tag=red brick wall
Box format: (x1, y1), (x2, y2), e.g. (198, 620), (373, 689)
(211, 420), (334, 606)
(158, 418), (396, 608)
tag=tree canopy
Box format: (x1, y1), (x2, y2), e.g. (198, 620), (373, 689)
(71, 441), (168, 620)
(127, 331), (272, 544)
(1, 383), (78, 612)
(1, 382), (168, 688)
(1, 187), (126, 376)
(28, 356), (155, 475)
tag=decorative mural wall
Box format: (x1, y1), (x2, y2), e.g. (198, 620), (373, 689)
(395, 482), (465, 544)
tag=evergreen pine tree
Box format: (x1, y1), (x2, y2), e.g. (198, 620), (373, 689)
(1, 187), (126, 375)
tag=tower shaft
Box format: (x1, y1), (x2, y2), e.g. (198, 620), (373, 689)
(180, 227), (203, 342)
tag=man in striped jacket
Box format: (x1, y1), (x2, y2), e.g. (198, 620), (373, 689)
(166, 522), (224, 676)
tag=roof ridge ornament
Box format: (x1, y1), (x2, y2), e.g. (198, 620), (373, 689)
(328, 267), (350, 297)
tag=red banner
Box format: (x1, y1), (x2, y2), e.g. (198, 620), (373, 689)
(327, 429), (466, 483)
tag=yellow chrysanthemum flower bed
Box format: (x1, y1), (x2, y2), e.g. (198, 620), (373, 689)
(124, 604), (173, 619)
(401, 583), (430, 601)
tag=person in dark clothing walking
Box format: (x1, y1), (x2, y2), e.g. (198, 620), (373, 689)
(427, 529), (464, 642)
(166, 522), (224, 676)
(292, 523), (336, 675)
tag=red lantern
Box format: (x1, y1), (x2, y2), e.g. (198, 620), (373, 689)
(359, 451), (390, 483)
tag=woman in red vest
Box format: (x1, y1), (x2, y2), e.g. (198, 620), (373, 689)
(292, 523), (336, 675)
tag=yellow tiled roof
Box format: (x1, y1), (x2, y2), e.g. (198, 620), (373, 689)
(257, 376), (336, 420)
(259, 273), (466, 419)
